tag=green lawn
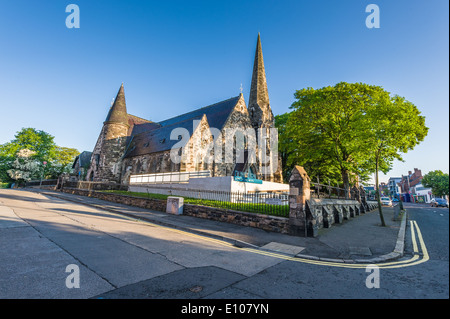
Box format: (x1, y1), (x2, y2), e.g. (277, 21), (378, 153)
(99, 190), (289, 217)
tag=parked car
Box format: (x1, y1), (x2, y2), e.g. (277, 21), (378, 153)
(430, 198), (449, 208)
(380, 197), (392, 206)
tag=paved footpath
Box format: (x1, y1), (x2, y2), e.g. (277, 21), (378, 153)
(25, 188), (406, 263)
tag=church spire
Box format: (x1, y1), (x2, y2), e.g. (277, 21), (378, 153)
(104, 83), (129, 127)
(248, 33), (273, 129)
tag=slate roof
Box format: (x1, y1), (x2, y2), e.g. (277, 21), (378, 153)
(105, 84), (128, 127)
(72, 151), (93, 169)
(123, 116), (204, 158)
(158, 95), (241, 130)
(127, 114), (161, 136)
(123, 95), (241, 158)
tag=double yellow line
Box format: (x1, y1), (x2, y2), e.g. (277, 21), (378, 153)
(237, 220), (429, 269)
(131, 213), (428, 269)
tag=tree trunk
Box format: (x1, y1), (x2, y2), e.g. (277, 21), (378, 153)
(375, 156), (386, 226)
(341, 168), (350, 199)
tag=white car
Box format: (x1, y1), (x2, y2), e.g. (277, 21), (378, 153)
(380, 197), (392, 206)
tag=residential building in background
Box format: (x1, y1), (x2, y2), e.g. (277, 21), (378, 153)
(379, 182), (389, 196)
(399, 168), (424, 202)
(388, 177), (402, 198)
(413, 182), (433, 203)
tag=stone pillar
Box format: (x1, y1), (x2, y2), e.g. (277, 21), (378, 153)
(359, 186), (368, 213)
(288, 166), (311, 236)
(351, 186), (361, 216)
(333, 206), (344, 224)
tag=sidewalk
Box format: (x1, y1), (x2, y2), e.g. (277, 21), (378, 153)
(28, 188), (406, 264)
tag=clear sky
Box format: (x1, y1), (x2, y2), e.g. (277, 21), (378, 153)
(0, 0), (448, 183)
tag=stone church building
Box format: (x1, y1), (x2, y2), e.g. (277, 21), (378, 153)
(85, 34), (282, 185)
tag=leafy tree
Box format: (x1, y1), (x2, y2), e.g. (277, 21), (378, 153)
(279, 82), (427, 226)
(0, 128), (79, 183)
(7, 149), (40, 184)
(46, 146), (80, 178)
(276, 112), (341, 184)
(275, 113), (294, 182)
(363, 95), (428, 226)
(7, 128), (56, 161)
(285, 82), (379, 192)
(0, 150), (14, 183)
(422, 170), (449, 198)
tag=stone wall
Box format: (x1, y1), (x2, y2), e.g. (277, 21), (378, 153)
(120, 150), (180, 185)
(181, 115), (213, 173)
(183, 205), (289, 234)
(87, 123), (129, 183)
(59, 188), (167, 212)
(213, 95), (254, 178)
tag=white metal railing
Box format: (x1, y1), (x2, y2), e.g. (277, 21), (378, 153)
(129, 170), (211, 185)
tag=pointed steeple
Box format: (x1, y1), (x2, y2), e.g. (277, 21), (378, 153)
(248, 33), (273, 129)
(104, 83), (129, 127)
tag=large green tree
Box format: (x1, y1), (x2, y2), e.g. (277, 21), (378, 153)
(422, 170), (449, 198)
(0, 128), (79, 184)
(278, 82), (427, 226)
(284, 82), (381, 192)
(2, 128), (56, 161)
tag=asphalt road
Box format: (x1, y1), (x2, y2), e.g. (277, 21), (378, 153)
(0, 189), (448, 304)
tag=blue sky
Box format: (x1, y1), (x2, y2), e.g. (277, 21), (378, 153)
(0, 0), (448, 183)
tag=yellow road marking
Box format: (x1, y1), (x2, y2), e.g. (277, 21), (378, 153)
(413, 220), (430, 262)
(126, 211), (430, 269)
(55, 199), (430, 269)
(410, 220), (419, 254)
